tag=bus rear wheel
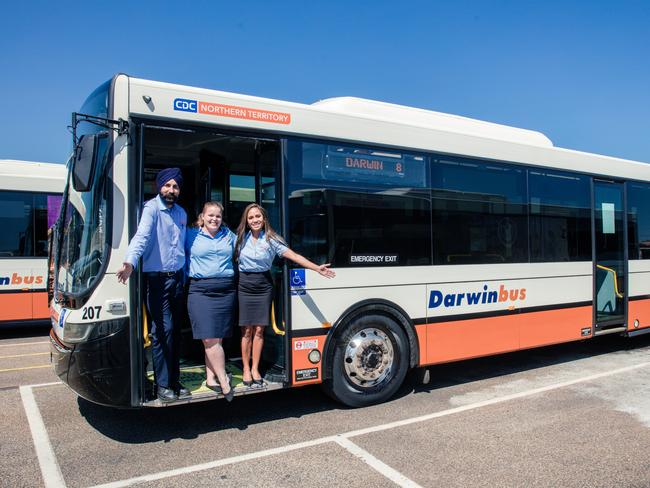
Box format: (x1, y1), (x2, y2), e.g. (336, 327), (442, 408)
(324, 314), (409, 407)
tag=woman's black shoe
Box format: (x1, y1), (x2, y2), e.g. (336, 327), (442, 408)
(223, 387), (234, 402)
(206, 372), (232, 393)
(222, 375), (235, 402)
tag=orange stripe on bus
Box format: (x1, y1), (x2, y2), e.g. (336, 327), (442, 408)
(628, 298), (650, 331)
(32, 291), (50, 319)
(0, 292), (33, 321)
(519, 306), (592, 348)
(415, 324), (427, 364)
(420, 305), (592, 366)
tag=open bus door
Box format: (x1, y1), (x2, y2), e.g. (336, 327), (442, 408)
(593, 179), (628, 334)
(137, 124), (288, 404)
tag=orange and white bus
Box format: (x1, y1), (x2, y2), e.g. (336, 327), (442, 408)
(0, 160), (65, 325)
(50, 75), (650, 408)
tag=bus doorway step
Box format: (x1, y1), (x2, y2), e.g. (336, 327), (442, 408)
(143, 380), (285, 407)
(593, 326), (627, 336)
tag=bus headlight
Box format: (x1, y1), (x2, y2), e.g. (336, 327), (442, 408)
(64, 322), (93, 343)
(64, 319), (127, 343)
(308, 349), (321, 364)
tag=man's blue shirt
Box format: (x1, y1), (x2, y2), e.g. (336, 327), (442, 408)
(125, 195), (187, 272)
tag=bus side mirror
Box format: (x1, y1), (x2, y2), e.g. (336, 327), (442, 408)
(72, 134), (102, 192)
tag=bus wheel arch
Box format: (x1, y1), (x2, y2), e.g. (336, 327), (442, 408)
(323, 300), (419, 380)
(321, 300), (417, 407)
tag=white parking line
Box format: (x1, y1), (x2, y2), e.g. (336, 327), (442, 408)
(335, 436), (423, 488)
(22, 361), (650, 488)
(0, 352), (49, 359)
(341, 360), (650, 439)
(0, 341), (49, 347)
(91, 436), (338, 488)
(20, 386), (66, 488)
(30, 381), (63, 389)
(0, 364), (50, 373)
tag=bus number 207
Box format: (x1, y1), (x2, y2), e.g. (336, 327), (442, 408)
(82, 306), (102, 320)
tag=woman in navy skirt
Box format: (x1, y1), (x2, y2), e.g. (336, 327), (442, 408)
(186, 202), (235, 401)
(235, 203), (335, 386)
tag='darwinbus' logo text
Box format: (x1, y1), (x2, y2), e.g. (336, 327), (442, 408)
(0, 273), (44, 286)
(429, 284), (526, 309)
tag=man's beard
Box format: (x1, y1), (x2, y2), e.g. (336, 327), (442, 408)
(160, 192), (178, 204)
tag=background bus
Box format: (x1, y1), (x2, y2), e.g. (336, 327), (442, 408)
(50, 75), (650, 409)
(0, 160), (65, 325)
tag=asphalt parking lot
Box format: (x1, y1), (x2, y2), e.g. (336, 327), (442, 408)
(2, 324), (650, 488)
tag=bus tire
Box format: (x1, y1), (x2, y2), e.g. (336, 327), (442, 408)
(323, 314), (409, 408)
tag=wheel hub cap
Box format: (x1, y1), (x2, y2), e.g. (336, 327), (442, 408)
(344, 328), (394, 387)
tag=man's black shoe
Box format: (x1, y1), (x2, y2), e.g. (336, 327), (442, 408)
(176, 383), (191, 398)
(157, 386), (177, 403)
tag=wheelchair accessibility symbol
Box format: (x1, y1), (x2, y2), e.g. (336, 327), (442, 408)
(290, 269), (306, 295)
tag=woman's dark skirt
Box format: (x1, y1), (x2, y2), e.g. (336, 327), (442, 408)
(238, 271), (273, 326)
(187, 277), (236, 339)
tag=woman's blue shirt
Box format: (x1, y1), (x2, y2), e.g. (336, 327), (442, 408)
(238, 231), (288, 272)
(185, 226), (236, 278)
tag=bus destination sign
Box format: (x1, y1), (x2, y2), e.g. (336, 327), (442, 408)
(323, 148), (425, 187)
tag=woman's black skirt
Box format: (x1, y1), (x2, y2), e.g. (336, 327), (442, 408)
(187, 277), (236, 339)
(238, 271), (273, 326)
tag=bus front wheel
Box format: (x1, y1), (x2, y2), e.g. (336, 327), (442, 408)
(323, 314), (409, 407)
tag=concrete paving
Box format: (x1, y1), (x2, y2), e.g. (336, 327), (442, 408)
(136, 444), (395, 488)
(1, 389), (45, 488)
(2, 324), (650, 487)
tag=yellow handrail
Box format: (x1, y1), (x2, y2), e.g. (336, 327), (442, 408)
(271, 301), (285, 336)
(596, 264), (624, 299)
(142, 303), (151, 348)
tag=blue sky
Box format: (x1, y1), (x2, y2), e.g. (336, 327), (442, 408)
(1, 1), (649, 164)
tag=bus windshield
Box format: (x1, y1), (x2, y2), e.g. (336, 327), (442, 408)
(57, 153), (108, 296)
(55, 81), (112, 300)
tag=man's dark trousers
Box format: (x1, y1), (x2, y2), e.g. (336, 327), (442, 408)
(146, 270), (183, 389)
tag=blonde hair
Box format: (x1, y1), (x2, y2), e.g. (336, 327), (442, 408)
(195, 201), (224, 228)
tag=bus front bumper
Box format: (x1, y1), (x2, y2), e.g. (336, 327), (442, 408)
(49, 318), (132, 408)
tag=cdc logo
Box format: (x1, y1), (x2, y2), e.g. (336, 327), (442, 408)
(173, 98), (197, 113)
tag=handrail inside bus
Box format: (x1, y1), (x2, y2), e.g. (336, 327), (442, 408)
(271, 301), (285, 336)
(596, 264), (624, 299)
(142, 302), (151, 347)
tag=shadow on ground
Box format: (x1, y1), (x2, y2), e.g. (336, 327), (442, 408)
(78, 382), (340, 443)
(409, 332), (650, 394)
(78, 333), (650, 443)
(0, 322), (51, 339)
